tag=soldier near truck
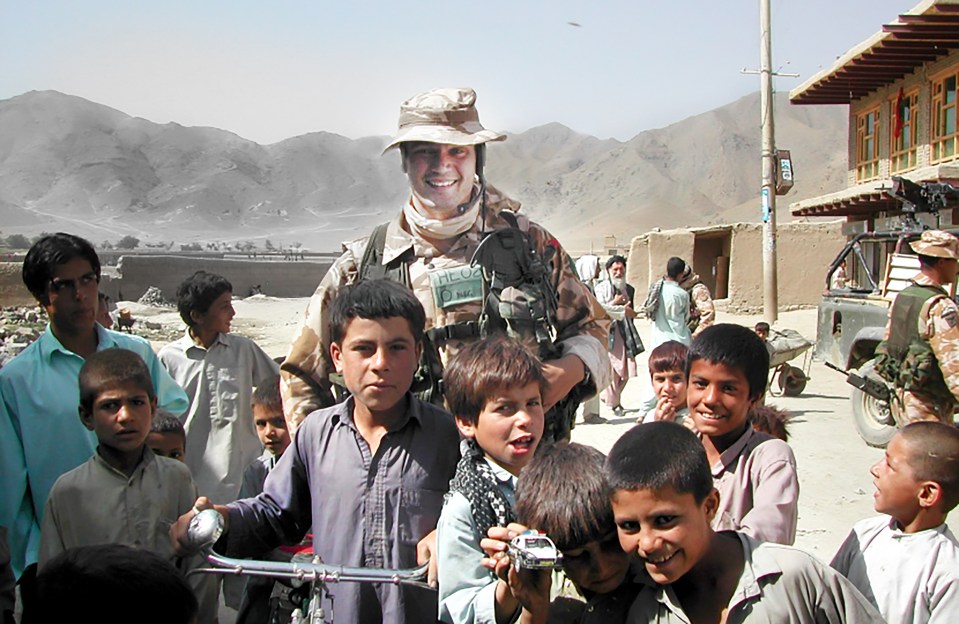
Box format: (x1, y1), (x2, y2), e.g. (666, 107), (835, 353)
(875, 230), (959, 425)
(279, 87), (610, 441)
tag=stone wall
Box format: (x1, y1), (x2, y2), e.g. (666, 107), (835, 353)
(0, 263), (33, 307)
(626, 221), (845, 314)
(115, 256), (332, 301)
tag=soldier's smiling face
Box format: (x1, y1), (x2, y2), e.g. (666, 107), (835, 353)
(403, 142), (476, 217)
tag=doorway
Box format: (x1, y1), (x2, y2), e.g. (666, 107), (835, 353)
(692, 231), (731, 299)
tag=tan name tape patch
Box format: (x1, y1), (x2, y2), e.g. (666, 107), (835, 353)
(429, 265), (484, 309)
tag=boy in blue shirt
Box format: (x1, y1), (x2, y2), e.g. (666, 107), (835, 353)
(172, 279), (459, 623)
(437, 335), (547, 624)
(0, 233), (187, 620)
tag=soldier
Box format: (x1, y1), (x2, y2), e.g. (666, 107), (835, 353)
(280, 87), (610, 440)
(679, 263), (715, 337)
(878, 229), (959, 424)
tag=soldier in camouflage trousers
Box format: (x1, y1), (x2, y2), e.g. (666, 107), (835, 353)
(679, 264), (715, 337)
(879, 230), (959, 424)
(279, 88), (611, 435)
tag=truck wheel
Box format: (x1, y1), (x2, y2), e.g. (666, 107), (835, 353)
(851, 359), (896, 448)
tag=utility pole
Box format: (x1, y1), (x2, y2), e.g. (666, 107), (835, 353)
(759, 0), (778, 324)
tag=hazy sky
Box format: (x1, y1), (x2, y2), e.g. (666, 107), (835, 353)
(1, 0), (915, 144)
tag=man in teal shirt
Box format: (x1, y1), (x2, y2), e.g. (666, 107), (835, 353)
(0, 233), (188, 621)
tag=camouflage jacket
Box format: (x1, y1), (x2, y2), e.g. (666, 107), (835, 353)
(679, 273), (715, 337)
(883, 273), (959, 413)
(280, 187), (612, 432)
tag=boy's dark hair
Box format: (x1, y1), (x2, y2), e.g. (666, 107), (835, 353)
(253, 374), (282, 411)
(648, 340), (689, 375)
(606, 255), (627, 270)
(666, 257), (686, 279)
(754, 322), (770, 334)
(79, 349), (155, 412)
(899, 421), (959, 512)
(444, 335), (546, 425)
(329, 279), (425, 345)
(748, 404), (791, 442)
(37, 544), (198, 624)
(150, 409), (185, 437)
(22, 233), (101, 304)
(175, 270), (232, 327)
(516, 443), (613, 552)
(687, 323), (769, 401)
(606, 422), (713, 503)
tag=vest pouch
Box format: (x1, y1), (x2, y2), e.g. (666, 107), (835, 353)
(900, 341), (947, 396)
(872, 341), (899, 384)
(497, 285), (558, 358)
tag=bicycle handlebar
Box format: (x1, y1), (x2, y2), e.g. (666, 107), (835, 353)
(193, 551), (430, 587)
(186, 509), (430, 588)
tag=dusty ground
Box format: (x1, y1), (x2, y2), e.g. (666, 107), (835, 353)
(121, 296), (881, 564)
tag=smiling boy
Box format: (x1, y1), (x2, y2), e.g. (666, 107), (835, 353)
(171, 279), (460, 623)
(437, 335), (547, 624)
(686, 323), (799, 544)
(159, 270), (279, 504)
(642, 341), (689, 424)
(606, 422), (882, 623)
(38, 350), (197, 570)
(481, 443), (637, 624)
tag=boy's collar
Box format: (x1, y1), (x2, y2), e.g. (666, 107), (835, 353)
(711, 426), (756, 475)
(338, 393), (423, 431)
(40, 322), (115, 359)
(885, 514), (948, 537)
(93, 444), (154, 478)
(483, 455), (518, 485)
(187, 328), (226, 349)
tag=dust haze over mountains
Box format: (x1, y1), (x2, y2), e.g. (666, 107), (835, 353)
(0, 90), (846, 252)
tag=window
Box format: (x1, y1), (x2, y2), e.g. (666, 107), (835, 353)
(932, 70), (958, 163)
(890, 90), (919, 173)
(856, 107), (880, 181)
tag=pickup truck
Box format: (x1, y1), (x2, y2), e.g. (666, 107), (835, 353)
(816, 179), (959, 447)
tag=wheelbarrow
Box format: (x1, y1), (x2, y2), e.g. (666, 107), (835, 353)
(766, 328), (814, 397)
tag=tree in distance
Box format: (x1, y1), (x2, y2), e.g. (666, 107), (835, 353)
(5, 234), (30, 249)
(116, 235), (140, 250)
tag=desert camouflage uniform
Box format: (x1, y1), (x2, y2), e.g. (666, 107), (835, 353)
(884, 273), (959, 424)
(679, 272), (715, 337)
(280, 187), (611, 433)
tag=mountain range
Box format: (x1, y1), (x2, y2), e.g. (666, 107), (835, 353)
(0, 90), (847, 252)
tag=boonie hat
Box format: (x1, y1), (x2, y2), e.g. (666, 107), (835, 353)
(909, 229), (959, 259)
(383, 87), (507, 153)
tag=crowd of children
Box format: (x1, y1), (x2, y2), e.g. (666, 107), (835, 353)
(2, 232), (957, 624)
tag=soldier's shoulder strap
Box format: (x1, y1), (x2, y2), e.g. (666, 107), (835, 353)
(358, 222), (412, 287)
